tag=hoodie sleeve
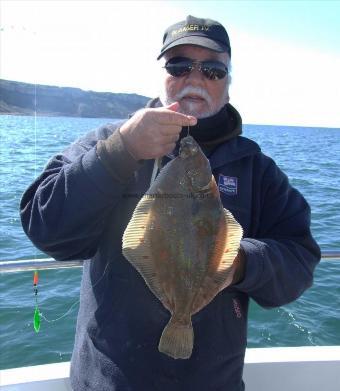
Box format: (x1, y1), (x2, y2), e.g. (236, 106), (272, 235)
(20, 122), (140, 261)
(234, 157), (321, 307)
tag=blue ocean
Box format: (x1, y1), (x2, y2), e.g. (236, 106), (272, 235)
(0, 114), (339, 370)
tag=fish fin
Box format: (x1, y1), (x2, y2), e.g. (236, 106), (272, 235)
(158, 316), (194, 359)
(191, 209), (243, 314)
(122, 196), (168, 306)
(216, 209), (243, 285)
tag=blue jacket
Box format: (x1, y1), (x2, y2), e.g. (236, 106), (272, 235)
(20, 104), (320, 391)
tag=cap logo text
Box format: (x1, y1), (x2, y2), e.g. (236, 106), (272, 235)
(171, 24), (210, 36)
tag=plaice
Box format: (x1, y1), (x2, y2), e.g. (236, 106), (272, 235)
(122, 135), (243, 359)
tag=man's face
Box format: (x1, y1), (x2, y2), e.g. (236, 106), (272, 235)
(160, 45), (230, 119)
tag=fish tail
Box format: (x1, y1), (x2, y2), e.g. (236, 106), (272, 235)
(158, 316), (194, 359)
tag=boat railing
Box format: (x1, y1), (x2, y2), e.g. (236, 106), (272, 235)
(0, 250), (339, 273)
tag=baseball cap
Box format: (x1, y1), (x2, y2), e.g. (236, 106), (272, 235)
(157, 15), (231, 60)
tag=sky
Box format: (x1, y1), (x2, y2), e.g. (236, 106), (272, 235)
(1, 0), (340, 127)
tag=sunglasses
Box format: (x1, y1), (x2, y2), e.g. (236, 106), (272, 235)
(164, 56), (228, 80)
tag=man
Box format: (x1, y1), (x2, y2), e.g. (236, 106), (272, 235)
(20, 15), (320, 391)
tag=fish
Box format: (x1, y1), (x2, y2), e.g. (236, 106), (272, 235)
(122, 135), (243, 359)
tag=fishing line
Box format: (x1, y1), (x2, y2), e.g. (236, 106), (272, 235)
(32, 260), (112, 331)
(32, 31), (40, 330)
(34, 83), (37, 179)
(26, 27), (114, 331)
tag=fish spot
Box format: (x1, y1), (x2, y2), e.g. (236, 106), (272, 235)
(159, 250), (168, 260)
(187, 169), (198, 177)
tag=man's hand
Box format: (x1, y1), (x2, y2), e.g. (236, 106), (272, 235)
(119, 102), (197, 160)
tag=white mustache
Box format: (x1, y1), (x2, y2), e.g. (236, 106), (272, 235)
(174, 86), (213, 105)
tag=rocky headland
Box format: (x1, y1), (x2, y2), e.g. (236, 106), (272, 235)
(0, 79), (150, 118)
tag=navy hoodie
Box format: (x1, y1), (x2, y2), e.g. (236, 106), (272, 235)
(20, 103), (320, 390)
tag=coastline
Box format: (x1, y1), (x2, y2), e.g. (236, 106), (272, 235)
(0, 79), (150, 119)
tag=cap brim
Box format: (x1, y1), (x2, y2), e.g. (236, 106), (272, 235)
(157, 36), (228, 60)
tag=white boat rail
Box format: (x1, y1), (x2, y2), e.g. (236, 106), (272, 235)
(0, 258), (83, 273)
(1, 346), (340, 390)
(0, 250), (339, 273)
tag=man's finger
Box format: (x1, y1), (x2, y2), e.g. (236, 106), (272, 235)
(155, 105), (197, 127)
(158, 124), (183, 136)
(166, 102), (180, 112)
(161, 133), (180, 143)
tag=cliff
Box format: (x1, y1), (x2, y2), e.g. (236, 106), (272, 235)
(0, 79), (150, 118)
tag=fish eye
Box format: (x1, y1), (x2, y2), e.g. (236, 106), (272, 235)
(180, 148), (190, 159)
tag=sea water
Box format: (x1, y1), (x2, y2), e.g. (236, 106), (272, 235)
(0, 115), (339, 369)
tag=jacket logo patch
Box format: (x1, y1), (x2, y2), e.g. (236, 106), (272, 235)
(218, 175), (238, 196)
